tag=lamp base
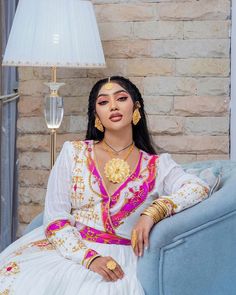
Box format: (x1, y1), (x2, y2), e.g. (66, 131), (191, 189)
(44, 82), (65, 96)
(44, 67), (65, 170)
(50, 129), (57, 169)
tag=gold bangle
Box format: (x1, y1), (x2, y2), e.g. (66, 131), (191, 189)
(152, 201), (167, 218)
(149, 204), (164, 220)
(141, 208), (162, 223)
(153, 200), (169, 216)
(143, 208), (158, 223)
(153, 204), (165, 219)
(141, 212), (157, 223)
(86, 255), (101, 269)
(141, 203), (164, 224)
(143, 207), (159, 220)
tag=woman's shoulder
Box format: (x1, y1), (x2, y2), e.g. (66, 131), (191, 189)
(71, 139), (90, 148)
(141, 150), (180, 169)
(140, 149), (160, 160)
(64, 139), (92, 147)
(64, 139), (96, 157)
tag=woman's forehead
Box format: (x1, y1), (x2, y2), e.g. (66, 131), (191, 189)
(98, 82), (127, 96)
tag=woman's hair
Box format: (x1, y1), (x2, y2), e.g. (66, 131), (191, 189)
(85, 76), (157, 154)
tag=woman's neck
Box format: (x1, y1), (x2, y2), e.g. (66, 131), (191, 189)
(103, 126), (133, 150)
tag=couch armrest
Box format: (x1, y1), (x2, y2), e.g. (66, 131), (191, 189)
(137, 174), (236, 295)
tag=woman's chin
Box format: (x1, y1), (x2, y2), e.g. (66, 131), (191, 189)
(105, 122), (131, 132)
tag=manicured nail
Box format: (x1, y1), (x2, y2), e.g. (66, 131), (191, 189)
(145, 246), (148, 250)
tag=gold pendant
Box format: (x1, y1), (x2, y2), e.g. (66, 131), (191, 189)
(104, 158), (130, 184)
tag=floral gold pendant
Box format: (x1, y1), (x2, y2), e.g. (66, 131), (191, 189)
(104, 158), (130, 184)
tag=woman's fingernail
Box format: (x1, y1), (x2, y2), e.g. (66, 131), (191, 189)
(145, 246), (148, 250)
(139, 252), (142, 256)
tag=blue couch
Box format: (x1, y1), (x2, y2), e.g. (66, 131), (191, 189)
(24, 159), (236, 295)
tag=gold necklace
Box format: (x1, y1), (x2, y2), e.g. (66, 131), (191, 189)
(103, 140), (133, 155)
(103, 141), (134, 184)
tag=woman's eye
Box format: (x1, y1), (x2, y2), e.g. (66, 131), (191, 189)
(98, 101), (108, 105)
(118, 96), (128, 101)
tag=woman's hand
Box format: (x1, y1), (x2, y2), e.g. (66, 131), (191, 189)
(89, 256), (124, 282)
(131, 215), (155, 257)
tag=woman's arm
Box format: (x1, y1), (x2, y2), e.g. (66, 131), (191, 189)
(132, 153), (210, 256)
(43, 141), (101, 269)
(152, 153), (210, 217)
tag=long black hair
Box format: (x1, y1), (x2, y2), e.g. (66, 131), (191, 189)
(85, 76), (157, 154)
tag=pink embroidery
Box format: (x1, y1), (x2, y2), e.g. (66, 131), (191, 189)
(86, 140), (144, 234)
(146, 154), (158, 192)
(0, 262), (20, 276)
(111, 183), (149, 227)
(110, 155), (159, 228)
(86, 141), (115, 235)
(85, 140), (159, 230)
(78, 225), (131, 245)
(45, 219), (70, 238)
(84, 249), (98, 260)
(82, 248), (100, 268)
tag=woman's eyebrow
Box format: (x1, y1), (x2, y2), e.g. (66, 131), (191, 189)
(97, 90), (128, 99)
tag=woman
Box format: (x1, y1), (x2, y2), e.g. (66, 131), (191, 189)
(0, 76), (210, 294)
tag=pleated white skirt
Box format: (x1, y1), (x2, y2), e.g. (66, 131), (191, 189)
(0, 226), (145, 295)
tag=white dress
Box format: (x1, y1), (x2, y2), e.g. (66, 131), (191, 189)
(0, 140), (210, 295)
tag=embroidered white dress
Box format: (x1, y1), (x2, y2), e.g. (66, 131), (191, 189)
(0, 140), (210, 295)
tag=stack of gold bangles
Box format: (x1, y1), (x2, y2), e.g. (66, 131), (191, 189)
(140, 200), (169, 223)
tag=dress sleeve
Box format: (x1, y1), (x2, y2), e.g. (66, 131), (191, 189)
(154, 153), (210, 216)
(43, 141), (101, 268)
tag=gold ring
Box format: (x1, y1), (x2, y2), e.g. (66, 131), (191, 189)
(106, 260), (117, 271)
(131, 229), (138, 249)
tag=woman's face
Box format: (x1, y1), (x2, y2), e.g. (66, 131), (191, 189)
(95, 82), (134, 132)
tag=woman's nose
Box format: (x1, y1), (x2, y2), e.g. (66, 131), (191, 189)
(110, 100), (118, 111)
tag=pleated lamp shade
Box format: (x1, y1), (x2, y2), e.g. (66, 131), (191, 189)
(2, 0), (106, 68)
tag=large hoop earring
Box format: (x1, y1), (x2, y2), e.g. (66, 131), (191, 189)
(132, 102), (141, 125)
(95, 116), (104, 132)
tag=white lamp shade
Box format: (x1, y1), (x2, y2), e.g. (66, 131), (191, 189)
(2, 0), (106, 68)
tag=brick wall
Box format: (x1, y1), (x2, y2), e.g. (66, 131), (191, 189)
(17, 0), (231, 235)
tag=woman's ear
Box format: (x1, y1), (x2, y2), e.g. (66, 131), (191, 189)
(134, 101), (141, 110)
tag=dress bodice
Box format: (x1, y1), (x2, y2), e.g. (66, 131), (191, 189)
(70, 140), (159, 239)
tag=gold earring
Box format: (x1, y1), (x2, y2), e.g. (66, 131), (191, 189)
(132, 109), (141, 125)
(95, 116), (104, 132)
(132, 102), (141, 125)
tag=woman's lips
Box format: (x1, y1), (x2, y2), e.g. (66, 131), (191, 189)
(110, 115), (123, 122)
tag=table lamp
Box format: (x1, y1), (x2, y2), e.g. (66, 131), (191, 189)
(2, 0), (106, 168)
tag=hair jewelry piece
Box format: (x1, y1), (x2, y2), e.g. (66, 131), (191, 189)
(104, 77), (113, 90)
